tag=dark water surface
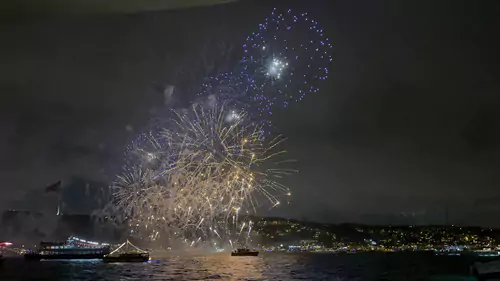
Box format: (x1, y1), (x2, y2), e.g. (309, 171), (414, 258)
(0, 252), (477, 280)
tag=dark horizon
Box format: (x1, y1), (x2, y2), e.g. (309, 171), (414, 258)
(3, 207), (498, 231)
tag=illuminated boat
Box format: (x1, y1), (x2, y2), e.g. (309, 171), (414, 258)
(0, 241), (12, 264)
(231, 248), (259, 256)
(24, 236), (110, 260)
(475, 249), (500, 257)
(433, 246), (464, 256)
(103, 240), (149, 262)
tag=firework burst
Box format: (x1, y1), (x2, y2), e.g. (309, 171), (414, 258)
(197, 8), (333, 124)
(122, 8), (332, 172)
(110, 105), (294, 247)
(164, 104), (293, 210)
(241, 8), (333, 106)
(104, 8), (331, 248)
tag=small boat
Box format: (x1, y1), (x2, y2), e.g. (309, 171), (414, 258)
(433, 249), (463, 256)
(231, 248), (259, 256)
(434, 251), (462, 256)
(475, 250), (500, 258)
(103, 240), (149, 263)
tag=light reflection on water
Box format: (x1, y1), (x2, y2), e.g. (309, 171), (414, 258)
(0, 253), (268, 281)
(0, 252), (476, 281)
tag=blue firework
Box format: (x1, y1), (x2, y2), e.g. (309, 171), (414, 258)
(197, 8), (333, 124)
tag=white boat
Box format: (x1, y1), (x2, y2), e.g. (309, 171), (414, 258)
(24, 237), (110, 260)
(103, 240), (149, 263)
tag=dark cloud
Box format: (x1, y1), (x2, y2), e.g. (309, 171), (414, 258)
(0, 0), (238, 22)
(1, 0), (500, 226)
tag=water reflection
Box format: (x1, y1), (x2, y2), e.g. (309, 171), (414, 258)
(165, 254), (266, 280)
(0, 253), (267, 281)
(0, 252), (475, 280)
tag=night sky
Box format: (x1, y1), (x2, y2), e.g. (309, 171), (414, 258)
(1, 0), (500, 226)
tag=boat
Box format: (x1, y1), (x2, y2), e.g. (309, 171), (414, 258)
(231, 248), (259, 256)
(24, 236), (110, 260)
(103, 240), (150, 263)
(475, 249), (500, 258)
(433, 247), (463, 256)
(471, 259), (500, 280)
(434, 251), (462, 256)
(0, 241), (12, 264)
